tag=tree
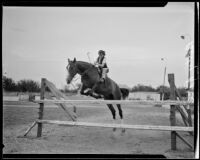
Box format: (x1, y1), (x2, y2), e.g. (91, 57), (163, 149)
(17, 79), (40, 92)
(3, 77), (17, 91)
(156, 85), (170, 100)
(131, 84), (156, 92)
(176, 87), (188, 98)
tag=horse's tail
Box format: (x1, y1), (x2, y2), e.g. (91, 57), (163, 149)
(120, 88), (129, 100)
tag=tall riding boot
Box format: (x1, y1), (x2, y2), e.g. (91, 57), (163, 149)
(101, 75), (105, 83)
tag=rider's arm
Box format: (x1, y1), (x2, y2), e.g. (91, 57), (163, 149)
(98, 57), (106, 67)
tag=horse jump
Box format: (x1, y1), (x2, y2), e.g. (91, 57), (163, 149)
(24, 74), (194, 151)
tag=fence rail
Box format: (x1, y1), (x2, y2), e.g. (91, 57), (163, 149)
(33, 99), (194, 106)
(36, 119), (194, 132)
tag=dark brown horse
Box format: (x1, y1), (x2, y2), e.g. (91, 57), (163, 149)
(66, 58), (129, 130)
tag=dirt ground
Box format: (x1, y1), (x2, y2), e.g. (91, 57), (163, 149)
(3, 95), (195, 158)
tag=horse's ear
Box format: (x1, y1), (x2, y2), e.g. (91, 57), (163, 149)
(68, 58), (70, 63)
(73, 58), (76, 62)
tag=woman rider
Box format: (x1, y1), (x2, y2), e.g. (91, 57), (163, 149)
(94, 50), (109, 82)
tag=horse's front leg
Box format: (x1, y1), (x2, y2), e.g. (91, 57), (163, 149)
(80, 84), (101, 98)
(80, 84), (90, 96)
(87, 82), (99, 96)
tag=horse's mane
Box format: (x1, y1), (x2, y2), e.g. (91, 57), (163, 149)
(77, 61), (94, 68)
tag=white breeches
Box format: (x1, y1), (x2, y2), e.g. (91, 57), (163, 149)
(102, 68), (109, 78)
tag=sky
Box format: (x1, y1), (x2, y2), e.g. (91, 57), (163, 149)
(2, 2), (194, 89)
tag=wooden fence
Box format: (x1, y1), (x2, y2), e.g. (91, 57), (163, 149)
(24, 73), (194, 151)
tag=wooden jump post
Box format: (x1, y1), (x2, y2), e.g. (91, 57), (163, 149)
(37, 78), (45, 137)
(24, 78), (78, 137)
(24, 74), (194, 151)
(168, 73), (194, 150)
(36, 78), (77, 137)
(168, 74), (177, 150)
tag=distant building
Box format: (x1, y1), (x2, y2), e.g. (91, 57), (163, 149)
(129, 91), (160, 101)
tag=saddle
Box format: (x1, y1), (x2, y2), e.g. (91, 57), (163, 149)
(96, 67), (109, 76)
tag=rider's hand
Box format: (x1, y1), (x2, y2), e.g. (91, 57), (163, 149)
(94, 63), (99, 67)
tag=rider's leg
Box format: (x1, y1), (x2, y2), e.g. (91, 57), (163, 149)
(100, 68), (107, 82)
(99, 68), (103, 82)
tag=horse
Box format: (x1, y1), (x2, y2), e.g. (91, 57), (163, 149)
(66, 58), (129, 132)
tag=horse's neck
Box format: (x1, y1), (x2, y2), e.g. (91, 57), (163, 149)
(76, 61), (92, 75)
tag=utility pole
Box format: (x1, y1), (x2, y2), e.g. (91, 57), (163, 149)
(162, 66), (166, 101)
(161, 58), (166, 101)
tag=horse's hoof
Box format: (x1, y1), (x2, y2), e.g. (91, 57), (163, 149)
(121, 128), (126, 135)
(113, 128), (117, 132)
(87, 90), (93, 96)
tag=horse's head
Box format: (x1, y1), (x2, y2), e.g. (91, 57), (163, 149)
(66, 58), (77, 84)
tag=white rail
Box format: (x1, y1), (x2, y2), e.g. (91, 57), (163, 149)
(36, 120), (194, 132)
(34, 99), (194, 106)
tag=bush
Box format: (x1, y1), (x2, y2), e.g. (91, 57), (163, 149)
(3, 76), (18, 91)
(156, 85), (171, 100)
(17, 79), (40, 92)
(176, 87), (188, 98)
(156, 86), (188, 100)
(3, 76), (41, 92)
(131, 84), (156, 92)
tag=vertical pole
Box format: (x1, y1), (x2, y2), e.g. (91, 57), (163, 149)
(187, 53), (193, 134)
(170, 105), (176, 150)
(73, 106), (76, 114)
(188, 53), (191, 91)
(187, 104), (193, 135)
(168, 74), (177, 150)
(37, 78), (46, 137)
(187, 52), (192, 128)
(162, 66), (166, 101)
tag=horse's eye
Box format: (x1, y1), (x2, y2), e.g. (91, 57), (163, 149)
(67, 65), (70, 70)
(69, 67), (74, 72)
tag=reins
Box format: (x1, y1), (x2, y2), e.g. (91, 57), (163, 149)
(75, 62), (97, 76)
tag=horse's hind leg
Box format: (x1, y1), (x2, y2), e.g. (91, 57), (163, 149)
(107, 104), (117, 131)
(107, 104), (116, 119)
(116, 104), (126, 134)
(116, 104), (123, 119)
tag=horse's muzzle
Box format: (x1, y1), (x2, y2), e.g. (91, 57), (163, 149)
(66, 77), (71, 84)
(67, 79), (70, 84)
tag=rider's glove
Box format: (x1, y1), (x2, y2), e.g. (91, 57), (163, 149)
(94, 63), (99, 67)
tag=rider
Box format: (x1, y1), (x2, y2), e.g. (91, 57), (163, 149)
(94, 50), (109, 82)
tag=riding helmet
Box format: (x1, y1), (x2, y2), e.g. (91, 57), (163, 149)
(98, 50), (105, 56)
